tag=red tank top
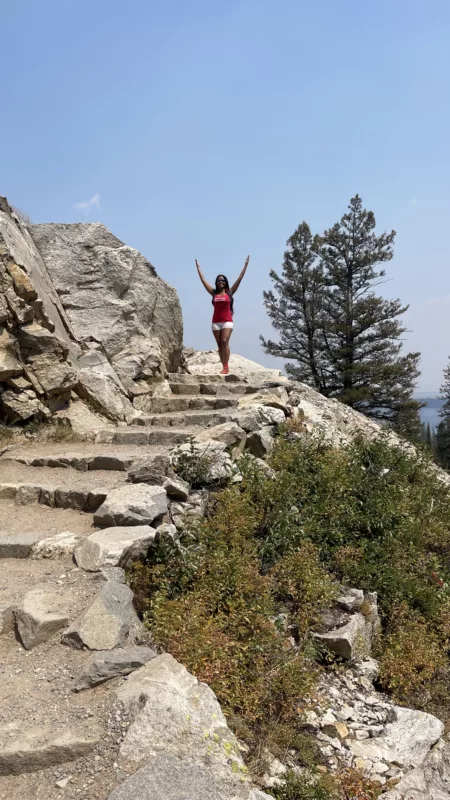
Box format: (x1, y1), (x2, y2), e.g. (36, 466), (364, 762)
(212, 292), (233, 323)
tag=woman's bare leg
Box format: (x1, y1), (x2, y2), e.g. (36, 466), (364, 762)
(213, 330), (224, 365)
(220, 329), (232, 370)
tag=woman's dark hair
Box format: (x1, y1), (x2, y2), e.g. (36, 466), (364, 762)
(212, 274), (234, 314)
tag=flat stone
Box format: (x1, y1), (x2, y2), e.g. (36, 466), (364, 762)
(0, 532), (46, 558)
(0, 722), (101, 775)
(88, 454), (134, 471)
(113, 430), (149, 445)
(194, 421), (246, 447)
(62, 581), (140, 650)
(0, 483), (18, 499)
(74, 526), (157, 571)
(315, 612), (371, 660)
(54, 487), (89, 511)
(15, 484), (41, 505)
(15, 585), (77, 650)
(94, 484), (168, 528)
(31, 531), (81, 559)
(74, 646), (157, 691)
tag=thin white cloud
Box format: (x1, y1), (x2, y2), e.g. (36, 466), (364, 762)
(407, 197), (419, 207)
(73, 193), (101, 212)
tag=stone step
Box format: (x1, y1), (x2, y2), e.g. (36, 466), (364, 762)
(131, 409), (231, 428)
(95, 427), (199, 447)
(145, 395), (239, 414)
(0, 480), (110, 514)
(14, 451), (139, 472)
(167, 373), (229, 384)
(168, 381), (253, 397)
(0, 460), (128, 516)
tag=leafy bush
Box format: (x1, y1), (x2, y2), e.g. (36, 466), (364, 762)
(171, 439), (230, 487)
(379, 603), (447, 704)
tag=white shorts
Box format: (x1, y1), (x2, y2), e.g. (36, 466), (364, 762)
(212, 322), (234, 331)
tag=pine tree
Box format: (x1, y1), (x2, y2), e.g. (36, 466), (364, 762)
(261, 223), (328, 391)
(262, 195), (422, 427)
(436, 359), (450, 468)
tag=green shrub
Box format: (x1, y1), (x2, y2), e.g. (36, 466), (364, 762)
(129, 428), (450, 770)
(268, 770), (334, 800)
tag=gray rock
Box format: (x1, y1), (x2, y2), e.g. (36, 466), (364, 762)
(0, 532), (45, 558)
(194, 421), (246, 447)
(349, 707), (444, 769)
(1, 389), (47, 423)
(162, 476), (190, 501)
(107, 753), (271, 800)
(383, 738), (450, 800)
(315, 612), (372, 660)
(384, 707), (444, 767)
(94, 485), (168, 527)
(256, 405), (286, 426)
(337, 588), (364, 612)
(54, 487), (89, 511)
(31, 531), (81, 559)
(16, 585), (77, 650)
(117, 654), (245, 778)
(0, 722), (101, 775)
(99, 566), (127, 583)
(353, 657), (380, 683)
(73, 646), (157, 691)
(238, 387), (289, 412)
(230, 408), (263, 432)
(15, 484), (42, 505)
(0, 483), (19, 499)
(128, 453), (175, 485)
(17, 321), (67, 357)
(74, 525), (158, 571)
(0, 327), (22, 381)
(62, 581), (140, 650)
(30, 222), (183, 377)
(77, 349), (136, 423)
(0, 604), (14, 635)
(245, 427), (275, 458)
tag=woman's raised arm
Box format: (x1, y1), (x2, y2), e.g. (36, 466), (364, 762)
(195, 259), (214, 295)
(231, 255), (250, 294)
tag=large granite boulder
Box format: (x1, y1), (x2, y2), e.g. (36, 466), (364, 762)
(0, 197), (183, 425)
(30, 222), (183, 379)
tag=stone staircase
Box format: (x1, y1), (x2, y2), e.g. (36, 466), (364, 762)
(0, 370), (280, 800)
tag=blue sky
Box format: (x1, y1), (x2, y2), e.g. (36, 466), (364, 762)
(2, 0), (450, 391)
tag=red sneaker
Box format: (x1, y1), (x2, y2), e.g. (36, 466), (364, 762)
(220, 364), (229, 375)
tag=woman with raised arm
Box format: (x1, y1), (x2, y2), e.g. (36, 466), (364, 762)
(195, 256), (250, 375)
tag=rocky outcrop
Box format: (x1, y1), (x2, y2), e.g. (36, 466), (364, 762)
(0, 196), (183, 425)
(30, 222), (183, 382)
(111, 653), (272, 800)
